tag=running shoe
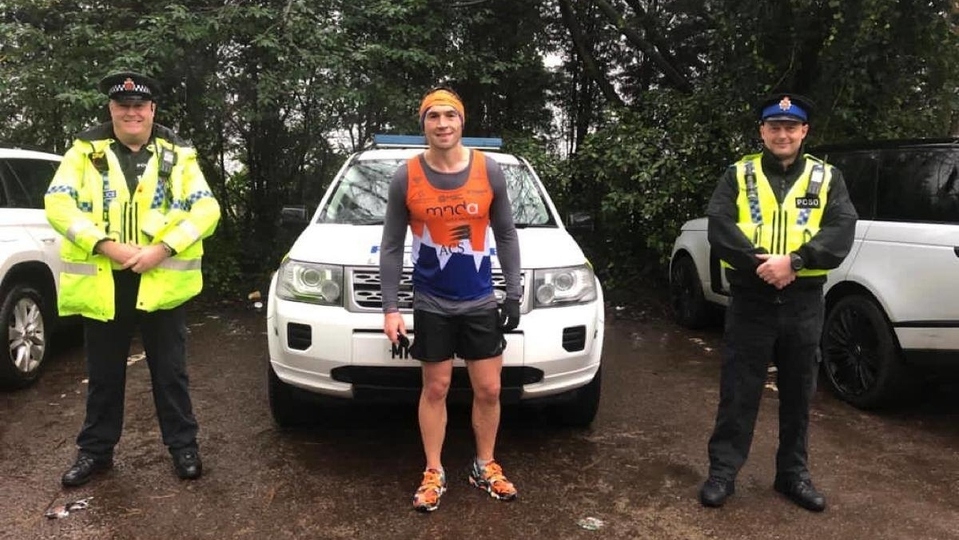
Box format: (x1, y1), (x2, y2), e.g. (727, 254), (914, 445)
(413, 468), (447, 512)
(468, 460), (517, 501)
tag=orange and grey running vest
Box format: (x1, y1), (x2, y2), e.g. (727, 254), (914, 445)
(406, 150), (495, 300)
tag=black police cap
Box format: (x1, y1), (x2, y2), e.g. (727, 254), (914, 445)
(97, 71), (160, 103)
(757, 93), (815, 123)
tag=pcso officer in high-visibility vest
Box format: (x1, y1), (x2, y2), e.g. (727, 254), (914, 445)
(45, 71), (221, 487)
(698, 93), (857, 512)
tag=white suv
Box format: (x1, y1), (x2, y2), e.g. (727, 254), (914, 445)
(0, 147), (64, 388)
(266, 136), (605, 426)
(669, 139), (959, 409)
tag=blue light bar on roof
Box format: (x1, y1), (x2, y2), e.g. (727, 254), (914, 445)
(372, 134), (502, 150)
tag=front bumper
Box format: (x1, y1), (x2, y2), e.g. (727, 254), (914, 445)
(267, 276), (605, 402)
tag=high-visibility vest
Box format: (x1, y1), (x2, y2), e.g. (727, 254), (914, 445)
(721, 153), (832, 277)
(44, 123), (221, 321)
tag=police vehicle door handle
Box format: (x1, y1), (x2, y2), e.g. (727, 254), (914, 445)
(40, 236), (57, 244)
(954, 246), (959, 258)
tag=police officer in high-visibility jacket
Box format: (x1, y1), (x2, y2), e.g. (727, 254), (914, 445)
(45, 71), (220, 487)
(698, 94), (857, 512)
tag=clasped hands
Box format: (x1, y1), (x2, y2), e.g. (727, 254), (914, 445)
(755, 254), (796, 290)
(97, 240), (171, 274)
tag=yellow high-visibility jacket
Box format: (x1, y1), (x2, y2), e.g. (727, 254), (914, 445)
(44, 123), (221, 321)
(722, 153), (833, 277)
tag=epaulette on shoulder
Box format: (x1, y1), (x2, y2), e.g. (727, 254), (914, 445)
(153, 124), (192, 148)
(76, 122), (113, 142)
(803, 154), (838, 175)
(734, 152), (763, 166)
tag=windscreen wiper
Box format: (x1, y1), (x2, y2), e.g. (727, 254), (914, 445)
(514, 222), (554, 229)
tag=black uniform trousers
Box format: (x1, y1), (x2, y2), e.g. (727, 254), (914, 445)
(76, 270), (198, 459)
(707, 287), (824, 482)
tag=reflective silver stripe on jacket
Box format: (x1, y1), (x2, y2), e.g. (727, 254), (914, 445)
(744, 160), (763, 225)
(65, 220), (104, 246)
(62, 262), (97, 276)
(176, 220), (203, 243)
(158, 258), (202, 271)
(65, 221), (90, 244)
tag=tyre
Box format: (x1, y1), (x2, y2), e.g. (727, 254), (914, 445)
(669, 255), (710, 329)
(550, 367), (602, 427)
(267, 361), (309, 427)
(821, 294), (916, 409)
(0, 284), (52, 389)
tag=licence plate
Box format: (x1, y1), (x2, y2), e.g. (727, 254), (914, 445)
(390, 335), (412, 359)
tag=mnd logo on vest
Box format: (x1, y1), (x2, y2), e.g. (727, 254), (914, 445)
(425, 201), (480, 217)
(795, 197), (821, 209)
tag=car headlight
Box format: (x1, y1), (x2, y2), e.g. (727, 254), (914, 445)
(532, 264), (597, 307)
(276, 260), (344, 306)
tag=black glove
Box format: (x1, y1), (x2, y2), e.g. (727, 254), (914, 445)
(498, 298), (520, 331)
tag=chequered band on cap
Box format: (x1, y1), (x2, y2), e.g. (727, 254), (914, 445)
(109, 78), (153, 97)
(99, 72), (160, 101)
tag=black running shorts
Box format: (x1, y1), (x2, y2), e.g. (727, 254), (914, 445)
(410, 308), (506, 362)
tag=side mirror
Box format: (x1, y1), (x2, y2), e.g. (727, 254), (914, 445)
(566, 211), (594, 232)
(279, 205), (310, 228)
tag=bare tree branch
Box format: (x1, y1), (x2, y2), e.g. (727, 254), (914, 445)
(558, 0), (625, 107)
(590, 0), (692, 93)
(623, 0), (705, 73)
(449, 0), (492, 7)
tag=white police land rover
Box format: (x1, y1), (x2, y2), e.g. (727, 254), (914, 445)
(266, 135), (605, 426)
(0, 147), (64, 388)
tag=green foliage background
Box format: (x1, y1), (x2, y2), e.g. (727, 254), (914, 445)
(1, 0), (956, 302)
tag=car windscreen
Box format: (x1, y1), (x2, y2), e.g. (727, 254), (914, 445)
(316, 157), (556, 227)
(1, 157), (58, 209)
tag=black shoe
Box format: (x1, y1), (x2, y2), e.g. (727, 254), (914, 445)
(774, 476), (826, 512)
(172, 449), (203, 480)
(699, 477), (735, 507)
(61, 453), (113, 487)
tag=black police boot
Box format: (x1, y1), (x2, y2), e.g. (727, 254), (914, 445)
(699, 476), (735, 507)
(774, 476), (826, 512)
(172, 448), (203, 480)
(61, 453), (113, 487)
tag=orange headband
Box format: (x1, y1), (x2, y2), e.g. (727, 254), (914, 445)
(418, 89), (465, 124)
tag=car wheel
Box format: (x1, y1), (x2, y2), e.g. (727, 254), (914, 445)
(670, 255), (710, 329)
(821, 295), (915, 409)
(550, 367), (601, 427)
(0, 284), (51, 389)
(268, 361), (309, 427)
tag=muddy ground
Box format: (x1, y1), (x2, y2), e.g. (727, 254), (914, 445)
(1, 299), (958, 540)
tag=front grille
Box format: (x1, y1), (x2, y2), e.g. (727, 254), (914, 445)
(350, 269), (524, 311)
(352, 270), (414, 310)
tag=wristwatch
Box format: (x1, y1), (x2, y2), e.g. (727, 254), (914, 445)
(789, 252), (804, 272)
